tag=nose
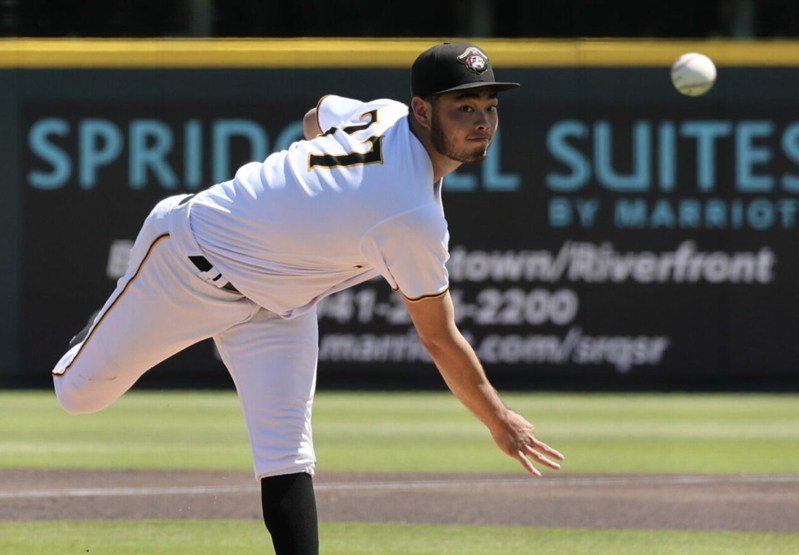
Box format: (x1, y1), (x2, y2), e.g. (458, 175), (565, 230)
(474, 110), (493, 129)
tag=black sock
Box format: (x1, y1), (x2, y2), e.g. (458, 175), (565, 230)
(261, 472), (319, 555)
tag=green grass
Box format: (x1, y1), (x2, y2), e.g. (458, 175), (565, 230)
(0, 520), (797, 555)
(2, 391), (798, 554)
(1, 391), (799, 473)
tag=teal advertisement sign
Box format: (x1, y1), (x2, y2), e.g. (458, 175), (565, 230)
(6, 64), (799, 387)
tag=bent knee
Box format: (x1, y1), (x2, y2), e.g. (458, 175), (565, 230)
(53, 376), (111, 415)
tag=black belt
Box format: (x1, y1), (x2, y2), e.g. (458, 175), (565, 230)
(188, 255), (240, 293)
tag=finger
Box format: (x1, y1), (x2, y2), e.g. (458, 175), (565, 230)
(531, 439), (565, 461)
(515, 450), (541, 477)
(525, 444), (561, 470)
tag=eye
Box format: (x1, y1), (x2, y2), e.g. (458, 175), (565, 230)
(460, 105), (474, 112)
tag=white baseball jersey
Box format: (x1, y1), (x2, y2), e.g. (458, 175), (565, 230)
(53, 95), (452, 481)
(187, 95), (451, 318)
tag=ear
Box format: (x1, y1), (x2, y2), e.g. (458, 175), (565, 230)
(410, 96), (433, 130)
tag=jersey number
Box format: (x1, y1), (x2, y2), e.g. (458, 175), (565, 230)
(309, 110), (384, 170)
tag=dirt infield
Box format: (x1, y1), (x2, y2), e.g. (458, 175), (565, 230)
(1, 469), (798, 533)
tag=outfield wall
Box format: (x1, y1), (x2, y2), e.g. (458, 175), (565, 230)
(4, 39), (799, 388)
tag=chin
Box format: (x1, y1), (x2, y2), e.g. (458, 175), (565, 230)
(459, 151), (489, 164)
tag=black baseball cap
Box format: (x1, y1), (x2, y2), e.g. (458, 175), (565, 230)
(411, 42), (520, 98)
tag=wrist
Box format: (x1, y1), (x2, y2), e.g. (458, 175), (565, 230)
(485, 405), (512, 432)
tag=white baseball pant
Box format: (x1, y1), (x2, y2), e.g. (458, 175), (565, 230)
(52, 194), (318, 479)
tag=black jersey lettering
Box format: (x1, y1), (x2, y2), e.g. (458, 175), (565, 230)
(309, 110), (385, 170)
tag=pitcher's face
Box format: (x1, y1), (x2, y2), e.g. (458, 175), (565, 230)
(429, 87), (499, 164)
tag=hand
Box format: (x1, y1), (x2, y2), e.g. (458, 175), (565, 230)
(489, 410), (565, 477)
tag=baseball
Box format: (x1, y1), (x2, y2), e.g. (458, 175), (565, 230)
(670, 52), (717, 96)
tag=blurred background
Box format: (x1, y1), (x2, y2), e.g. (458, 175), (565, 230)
(2, 0), (799, 391)
(0, 0), (795, 39)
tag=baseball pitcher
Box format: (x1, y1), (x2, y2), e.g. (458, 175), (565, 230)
(52, 42), (564, 555)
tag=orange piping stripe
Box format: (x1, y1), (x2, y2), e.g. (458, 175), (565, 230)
(401, 287), (449, 303)
(53, 233), (171, 377)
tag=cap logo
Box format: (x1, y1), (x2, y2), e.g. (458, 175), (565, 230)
(457, 46), (489, 74)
